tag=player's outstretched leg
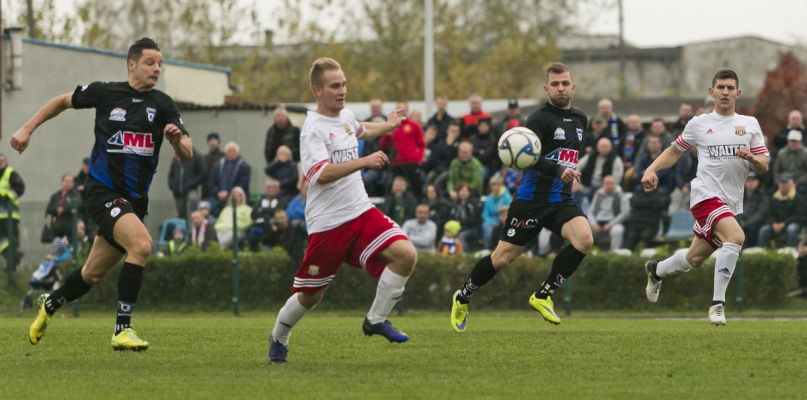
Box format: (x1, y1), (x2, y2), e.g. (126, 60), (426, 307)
(270, 292), (313, 364)
(646, 249), (693, 302)
(364, 241), (416, 343)
(710, 242), (742, 326)
(530, 217), (592, 325)
(109, 215), (152, 351)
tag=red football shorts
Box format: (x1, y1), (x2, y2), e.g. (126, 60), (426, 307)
(292, 207), (408, 293)
(691, 197), (735, 249)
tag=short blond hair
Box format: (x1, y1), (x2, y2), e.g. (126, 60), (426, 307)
(309, 57), (342, 94)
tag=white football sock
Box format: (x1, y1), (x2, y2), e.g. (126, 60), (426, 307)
(367, 268), (409, 325)
(656, 249), (693, 278)
(713, 243), (741, 303)
(271, 293), (308, 346)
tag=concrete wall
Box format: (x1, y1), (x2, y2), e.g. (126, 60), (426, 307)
(162, 63), (232, 106)
(565, 58), (683, 100)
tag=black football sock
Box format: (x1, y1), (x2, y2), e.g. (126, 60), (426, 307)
(457, 255), (498, 304)
(536, 244), (586, 300)
(116, 262), (144, 335)
(711, 300), (725, 306)
(44, 267), (92, 316)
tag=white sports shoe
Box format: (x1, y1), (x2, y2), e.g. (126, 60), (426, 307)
(644, 261), (661, 303)
(709, 303), (726, 326)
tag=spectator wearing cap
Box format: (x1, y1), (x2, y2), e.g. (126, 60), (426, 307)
(757, 173), (805, 248)
(197, 201), (213, 222)
(741, 171), (769, 247)
(427, 96), (454, 143)
(168, 226), (188, 255)
(588, 99), (627, 149)
(772, 110), (806, 158)
(469, 118), (498, 180)
(74, 157), (91, 199)
(460, 94), (492, 139)
(402, 204), (437, 254)
(202, 132), (225, 200)
(168, 146), (207, 219)
(265, 106), (301, 163)
(496, 99), (524, 137)
(438, 220), (464, 258)
(635, 119), (674, 162)
(773, 129), (807, 194)
(380, 101), (426, 197)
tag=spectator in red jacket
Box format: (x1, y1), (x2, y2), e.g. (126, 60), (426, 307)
(380, 101), (426, 198)
(460, 93), (492, 139)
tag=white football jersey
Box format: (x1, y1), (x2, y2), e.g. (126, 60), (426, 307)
(673, 112), (769, 215)
(300, 109), (373, 234)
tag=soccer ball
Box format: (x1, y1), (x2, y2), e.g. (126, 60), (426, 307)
(498, 127), (541, 170)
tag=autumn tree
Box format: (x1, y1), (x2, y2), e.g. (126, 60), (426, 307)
(754, 51), (807, 137)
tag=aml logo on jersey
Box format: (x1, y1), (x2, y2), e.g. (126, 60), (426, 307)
(330, 147), (359, 164)
(554, 128), (566, 140)
(707, 144), (747, 159)
(109, 108), (126, 122)
(545, 148), (579, 169)
(107, 131), (155, 156)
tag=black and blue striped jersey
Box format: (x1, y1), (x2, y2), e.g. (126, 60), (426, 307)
(72, 81), (189, 199)
(515, 102), (587, 203)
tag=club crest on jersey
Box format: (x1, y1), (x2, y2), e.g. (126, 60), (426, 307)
(554, 128), (566, 140)
(308, 265), (319, 276)
(147, 107), (156, 123)
(109, 108), (126, 122)
(576, 128), (583, 141)
(344, 124), (353, 135)
(735, 126), (746, 136)
(545, 148), (579, 169)
(107, 131), (155, 156)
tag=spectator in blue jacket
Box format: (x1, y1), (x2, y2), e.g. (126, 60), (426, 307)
(481, 176), (512, 249)
(208, 141), (252, 217)
(265, 145), (299, 197)
(286, 179), (308, 224)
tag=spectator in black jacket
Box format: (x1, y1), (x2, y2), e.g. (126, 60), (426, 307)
(426, 184), (452, 240)
(469, 118), (497, 181)
(202, 132), (224, 200)
(741, 171), (769, 247)
(632, 136), (673, 194)
(426, 95), (453, 142)
(168, 148), (206, 219)
(670, 102), (694, 136)
(264, 145), (299, 197)
(380, 176), (418, 226)
(625, 184), (670, 251)
(757, 173), (805, 248)
(771, 110), (805, 159)
(452, 183), (481, 252)
(74, 157), (91, 199)
(264, 107), (301, 162)
(264, 209), (309, 282)
(423, 120), (461, 191)
(189, 210), (217, 251)
(244, 179), (289, 250)
(46, 174), (85, 241)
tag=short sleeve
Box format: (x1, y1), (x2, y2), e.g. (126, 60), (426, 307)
(300, 126), (331, 184)
(673, 120), (696, 151)
(343, 109), (366, 138)
(161, 95), (190, 136)
(748, 119), (769, 157)
(71, 82), (106, 109)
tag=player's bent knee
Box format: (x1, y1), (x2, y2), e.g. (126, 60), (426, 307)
(687, 254), (706, 268)
(128, 239), (152, 259)
(490, 251), (514, 270)
(298, 289), (326, 309)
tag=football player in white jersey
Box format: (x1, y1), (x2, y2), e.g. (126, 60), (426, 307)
(640, 70), (769, 325)
(269, 58), (418, 364)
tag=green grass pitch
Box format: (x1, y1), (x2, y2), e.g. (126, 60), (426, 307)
(2, 312), (806, 399)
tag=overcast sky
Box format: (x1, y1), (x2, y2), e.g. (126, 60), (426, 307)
(36, 0), (807, 48)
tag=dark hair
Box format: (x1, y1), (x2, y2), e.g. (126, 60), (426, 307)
(82, 157), (91, 165)
(448, 120), (461, 129)
(712, 69), (739, 89)
(544, 61), (573, 82)
(127, 38), (161, 63)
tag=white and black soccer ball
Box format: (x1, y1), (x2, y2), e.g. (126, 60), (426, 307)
(498, 127), (541, 170)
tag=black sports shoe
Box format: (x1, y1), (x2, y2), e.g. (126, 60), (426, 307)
(269, 334), (289, 364)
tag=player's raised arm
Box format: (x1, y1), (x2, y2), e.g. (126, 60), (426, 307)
(641, 145), (683, 191)
(10, 92), (74, 154)
(359, 108), (406, 140)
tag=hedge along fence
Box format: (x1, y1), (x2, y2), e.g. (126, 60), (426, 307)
(66, 245), (799, 311)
